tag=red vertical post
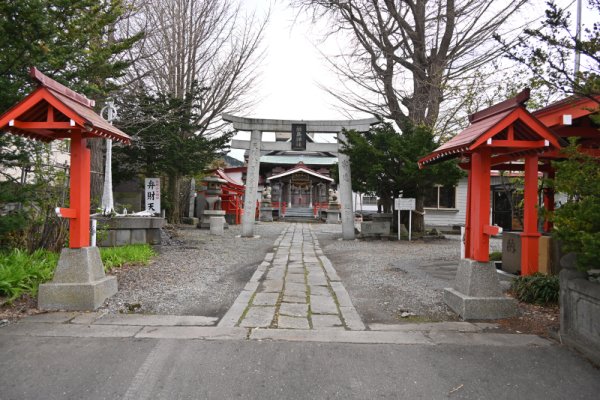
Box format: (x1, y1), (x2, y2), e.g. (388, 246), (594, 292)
(68, 131), (91, 248)
(464, 166), (472, 259)
(470, 148), (491, 262)
(543, 166), (555, 233)
(521, 154), (540, 275)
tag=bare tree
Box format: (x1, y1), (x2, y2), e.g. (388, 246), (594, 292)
(122, 0), (268, 222)
(292, 0), (530, 133)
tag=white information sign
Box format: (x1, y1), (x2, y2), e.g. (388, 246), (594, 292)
(395, 197), (416, 241)
(145, 178), (161, 215)
(395, 197), (416, 211)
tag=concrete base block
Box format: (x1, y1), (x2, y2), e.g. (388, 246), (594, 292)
(38, 247), (117, 311)
(444, 258), (517, 320)
(210, 216), (225, 235)
(444, 288), (517, 320)
(259, 207), (273, 222)
(326, 210), (341, 224)
(130, 229), (146, 244)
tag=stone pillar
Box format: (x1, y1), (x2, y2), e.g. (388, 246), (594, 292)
(242, 130), (261, 237)
(188, 178), (196, 218)
(338, 131), (355, 240)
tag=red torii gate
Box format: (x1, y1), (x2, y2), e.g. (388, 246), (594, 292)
(419, 89), (563, 276)
(0, 68), (130, 248)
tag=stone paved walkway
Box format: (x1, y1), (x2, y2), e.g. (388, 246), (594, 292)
(218, 223), (365, 330)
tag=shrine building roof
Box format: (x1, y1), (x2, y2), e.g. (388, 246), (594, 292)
(267, 162), (334, 182)
(0, 67), (130, 143)
(418, 89), (563, 168)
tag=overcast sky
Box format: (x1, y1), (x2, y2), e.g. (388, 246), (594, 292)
(229, 0), (587, 161)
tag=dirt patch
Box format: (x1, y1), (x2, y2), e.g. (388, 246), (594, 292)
(490, 301), (560, 337)
(0, 295), (44, 323)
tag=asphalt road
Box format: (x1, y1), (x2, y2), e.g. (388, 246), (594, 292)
(1, 335), (599, 400)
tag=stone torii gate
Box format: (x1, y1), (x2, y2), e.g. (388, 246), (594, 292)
(223, 113), (380, 239)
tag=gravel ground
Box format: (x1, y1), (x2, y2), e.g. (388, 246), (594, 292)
(313, 224), (503, 324)
(100, 222), (285, 317)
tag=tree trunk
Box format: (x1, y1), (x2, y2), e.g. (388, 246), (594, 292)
(168, 173), (182, 223)
(89, 138), (104, 211)
(413, 194), (425, 234)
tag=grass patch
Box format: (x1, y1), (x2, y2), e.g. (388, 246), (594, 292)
(510, 273), (559, 305)
(100, 244), (155, 272)
(0, 249), (59, 303)
(0, 244), (155, 304)
(489, 251), (502, 261)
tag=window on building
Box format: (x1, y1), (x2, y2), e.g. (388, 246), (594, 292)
(424, 185), (456, 209)
(362, 196), (377, 205)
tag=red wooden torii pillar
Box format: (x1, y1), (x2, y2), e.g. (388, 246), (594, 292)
(420, 89), (562, 275)
(418, 89), (563, 319)
(0, 68), (131, 310)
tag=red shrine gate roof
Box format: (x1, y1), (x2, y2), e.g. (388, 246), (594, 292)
(418, 89), (563, 168)
(0, 67), (130, 143)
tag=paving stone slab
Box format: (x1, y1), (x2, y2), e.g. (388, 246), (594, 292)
(277, 316), (310, 330)
(285, 274), (306, 284)
(339, 307), (366, 331)
(285, 282), (307, 293)
(23, 312), (80, 323)
(249, 329), (432, 345)
(70, 312), (102, 325)
(239, 307), (276, 328)
(330, 282), (353, 307)
(310, 295), (338, 314)
(259, 279), (284, 293)
(217, 302), (248, 328)
(308, 285), (331, 296)
(253, 292), (280, 306)
(311, 314), (343, 329)
(0, 322), (141, 338)
(428, 332), (552, 346)
(307, 274), (328, 286)
(266, 270), (285, 280)
(244, 281), (260, 292)
(136, 326), (247, 340)
(92, 314), (218, 326)
(279, 303), (309, 317)
(283, 295), (307, 304)
(368, 322), (482, 332)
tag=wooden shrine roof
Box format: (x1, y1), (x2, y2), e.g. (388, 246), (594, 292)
(418, 89), (563, 168)
(0, 67), (130, 143)
(266, 161), (334, 182)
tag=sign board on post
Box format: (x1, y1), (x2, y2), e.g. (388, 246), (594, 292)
(145, 178), (160, 215)
(395, 197), (416, 241)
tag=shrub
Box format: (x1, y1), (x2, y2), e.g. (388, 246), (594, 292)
(489, 251), (502, 261)
(510, 273), (559, 305)
(551, 140), (600, 271)
(100, 244), (155, 272)
(0, 249), (59, 302)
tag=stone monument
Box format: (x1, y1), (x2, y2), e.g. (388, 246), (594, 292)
(182, 178), (199, 225)
(198, 176), (227, 230)
(326, 188), (341, 224)
(259, 186), (274, 222)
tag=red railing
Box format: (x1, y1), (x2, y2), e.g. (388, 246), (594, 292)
(313, 202), (329, 217)
(272, 201), (287, 216)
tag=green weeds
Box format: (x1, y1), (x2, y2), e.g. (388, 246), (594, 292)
(0, 249), (58, 302)
(0, 244), (155, 303)
(510, 273), (559, 305)
(100, 244), (155, 272)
